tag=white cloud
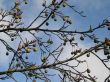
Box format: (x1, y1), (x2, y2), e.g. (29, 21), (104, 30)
(60, 41), (110, 82)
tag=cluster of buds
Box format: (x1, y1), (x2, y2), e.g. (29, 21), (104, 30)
(15, 60), (24, 69)
(105, 38), (110, 46)
(44, 10), (48, 17)
(14, 1), (22, 23)
(42, 0), (46, 7)
(52, 0), (60, 10)
(47, 38), (53, 44)
(44, 10), (57, 22)
(71, 49), (82, 55)
(63, 16), (72, 24)
(62, 0), (67, 7)
(52, 0), (67, 10)
(17, 40), (38, 55)
(8, 1), (22, 23)
(94, 47), (100, 52)
(93, 38), (99, 44)
(42, 56), (47, 64)
(51, 12), (58, 22)
(103, 38), (110, 59)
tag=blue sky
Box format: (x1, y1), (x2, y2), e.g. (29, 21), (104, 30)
(0, 0), (110, 82)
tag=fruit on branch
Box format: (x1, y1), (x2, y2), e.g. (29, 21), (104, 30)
(54, 18), (57, 21)
(108, 27), (110, 30)
(28, 72), (33, 77)
(0, 24), (4, 27)
(104, 49), (109, 55)
(94, 39), (99, 43)
(33, 43), (36, 47)
(67, 20), (72, 24)
(80, 35), (84, 41)
(7, 25), (10, 28)
(10, 38), (15, 41)
(42, 56), (47, 63)
(56, 5), (60, 9)
(23, 0), (28, 4)
(19, 55), (22, 59)
(69, 37), (75, 43)
(46, 22), (49, 26)
(6, 52), (9, 56)
(25, 55), (28, 59)
(77, 49), (82, 53)
(106, 22), (110, 27)
(51, 13), (55, 18)
(94, 48), (100, 52)
(10, 23), (14, 26)
(105, 38), (110, 46)
(63, 16), (72, 24)
(86, 53), (90, 57)
(71, 51), (74, 55)
(45, 69), (48, 73)
(71, 51), (77, 55)
(63, 42), (66, 46)
(107, 55), (110, 59)
(42, 0), (46, 7)
(45, 12), (48, 17)
(21, 66), (23, 69)
(87, 69), (91, 73)
(33, 48), (38, 52)
(26, 47), (31, 53)
(105, 22), (110, 30)
(64, 39), (68, 43)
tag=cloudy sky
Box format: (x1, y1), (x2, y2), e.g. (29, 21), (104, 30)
(0, 0), (110, 82)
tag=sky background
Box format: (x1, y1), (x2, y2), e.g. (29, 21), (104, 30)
(0, 0), (110, 82)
